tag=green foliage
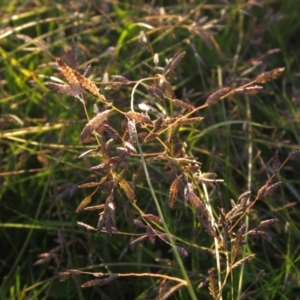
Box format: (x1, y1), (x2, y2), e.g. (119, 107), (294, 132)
(1, 1), (300, 299)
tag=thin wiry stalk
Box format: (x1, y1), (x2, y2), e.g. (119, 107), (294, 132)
(234, 4), (248, 300)
(198, 172), (223, 300)
(130, 79), (198, 300)
(237, 95), (253, 300)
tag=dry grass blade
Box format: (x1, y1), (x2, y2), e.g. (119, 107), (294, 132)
(169, 177), (180, 208)
(208, 269), (218, 299)
(205, 87), (231, 106)
(254, 67), (285, 84)
(44, 82), (82, 96)
(81, 275), (118, 288)
(80, 109), (111, 141)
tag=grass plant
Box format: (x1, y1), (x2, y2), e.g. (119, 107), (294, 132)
(1, 1), (300, 299)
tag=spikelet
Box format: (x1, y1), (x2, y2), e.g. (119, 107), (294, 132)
(255, 67), (285, 84)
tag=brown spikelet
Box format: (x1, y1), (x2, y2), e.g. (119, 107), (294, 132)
(176, 246), (188, 258)
(67, 39), (77, 70)
(169, 177), (180, 208)
(44, 82), (82, 96)
(231, 224), (246, 264)
(144, 214), (161, 223)
(186, 183), (216, 237)
(146, 225), (156, 243)
(80, 109), (111, 141)
(232, 85), (263, 94)
(264, 182), (282, 196)
(231, 254), (255, 270)
(163, 51), (186, 75)
(208, 269), (218, 299)
(153, 117), (164, 132)
(289, 150), (300, 160)
(123, 141), (137, 153)
(255, 67), (285, 84)
(126, 111), (152, 125)
(147, 85), (164, 100)
(81, 275), (118, 288)
(256, 219), (279, 229)
(77, 221), (96, 230)
(76, 188), (98, 212)
(163, 117), (204, 126)
(119, 179), (137, 202)
(205, 87), (231, 106)
(130, 235), (148, 246)
(56, 57), (79, 86)
(171, 98), (195, 110)
(71, 69), (103, 99)
(127, 119), (137, 143)
(103, 124), (122, 142)
(143, 132), (158, 142)
(257, 184), (268, 198)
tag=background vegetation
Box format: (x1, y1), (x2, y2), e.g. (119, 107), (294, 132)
(1, 0), (300, 299)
